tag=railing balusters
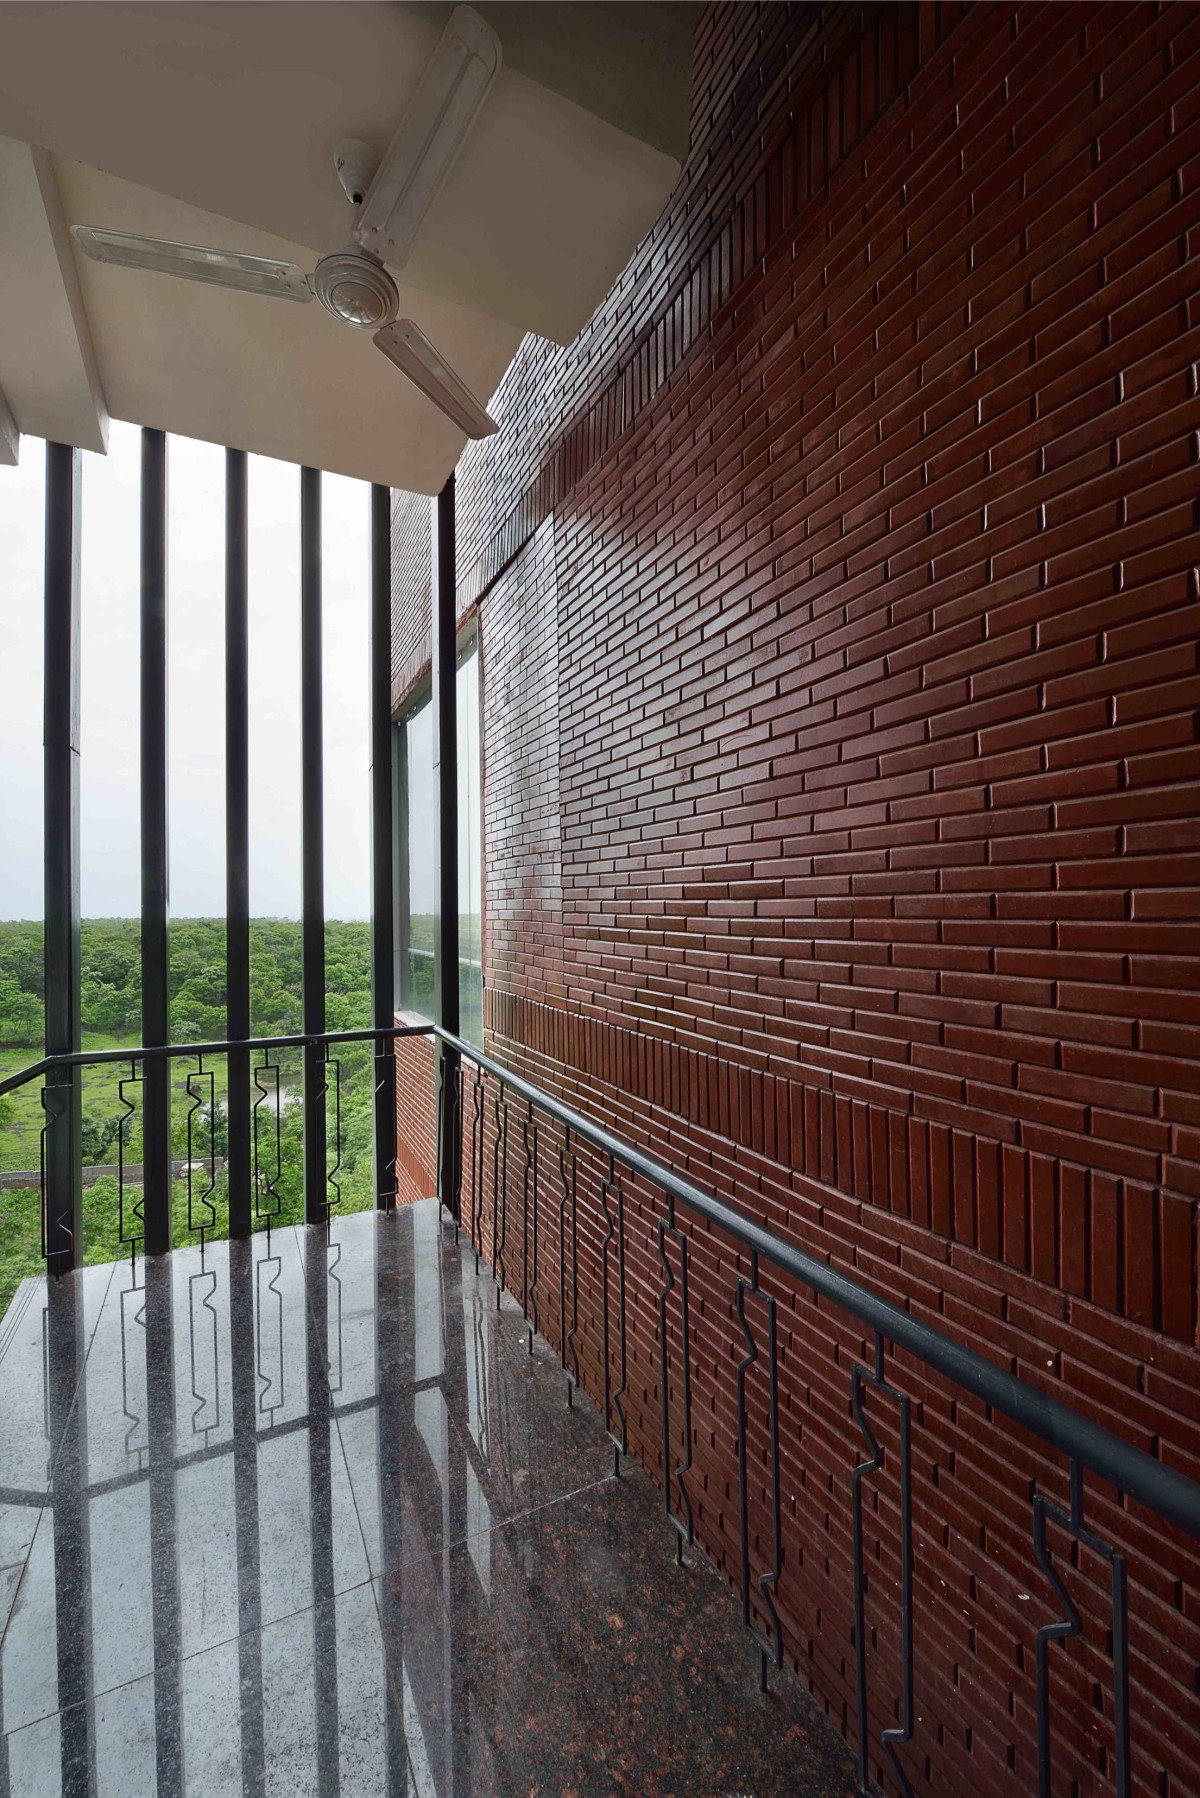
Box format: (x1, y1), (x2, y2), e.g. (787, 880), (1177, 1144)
(615, 1168), (627, 1457)
(736, 1250), (782, 1688)
(520, 1101), (539, 1349)
(252, 1053), (284, 1237)
(852, 1332), (915, 1797)
(117, 1060), (143, 1267)
(657, 1192), (694, 1562)
(5, 1015), (1198, 1796)
(324, 1048), (343, 1217)
(184, 1051), (217, 1247)
(1034, 1460), (1130, 1798)
(558, 1127), (579, 1403)
(470, 1063), (484, 1274)
(453, 1056), (465, 1235)
(38, 1085), (50, 1264)
(600, 1154), (614, 1452)
(492, 1084), (508, 1308)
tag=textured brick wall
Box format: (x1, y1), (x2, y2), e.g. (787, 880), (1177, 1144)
(395, 1030), (436, 1206)
(395, 3), (1200, 1790)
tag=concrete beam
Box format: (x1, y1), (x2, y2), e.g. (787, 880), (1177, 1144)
(0, 382), (17, 464)
(0, 136), (108, 452)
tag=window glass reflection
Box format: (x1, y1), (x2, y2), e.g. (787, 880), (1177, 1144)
(457, 643), (483, 1046)
(402, 699), (435, 1015)
(396, 638), (483, 1040)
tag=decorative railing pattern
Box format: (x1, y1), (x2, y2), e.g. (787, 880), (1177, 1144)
(3, 1020), (1199, 1796)
(0, 1026), (426, 1263)
(435, 1028), (1200, 1798)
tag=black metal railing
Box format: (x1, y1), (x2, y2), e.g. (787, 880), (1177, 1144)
(433, 1026), (1200, 1798)
(25, 438), (402, 1272)
(4, 1019), (1199, 1796)
(0, 1025), (428, 1266)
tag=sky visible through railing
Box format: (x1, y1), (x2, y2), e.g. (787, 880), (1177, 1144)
(0, 419), (372, 922)
(0, 425), (378, 1287)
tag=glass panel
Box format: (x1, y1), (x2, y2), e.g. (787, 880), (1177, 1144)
(457, 645), (483, 1046)
(403, 699), (435, 1016)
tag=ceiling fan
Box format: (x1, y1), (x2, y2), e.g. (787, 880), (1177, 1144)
(70, 4), (502, 439)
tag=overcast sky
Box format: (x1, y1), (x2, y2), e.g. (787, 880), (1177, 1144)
(0, 419), (371, 920)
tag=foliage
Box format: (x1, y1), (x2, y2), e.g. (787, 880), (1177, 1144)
(0, 917), (385, 1317)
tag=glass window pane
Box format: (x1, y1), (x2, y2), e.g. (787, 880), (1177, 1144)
(404, 700), (435, 1016)
(457, 646), (482, 1046)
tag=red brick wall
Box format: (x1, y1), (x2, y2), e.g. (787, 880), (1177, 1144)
(396, 3), (1200, 1790)
(395, 1030), (436, 1205)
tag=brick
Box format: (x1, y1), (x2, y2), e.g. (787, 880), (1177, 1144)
(390, 7), (1200, 1793)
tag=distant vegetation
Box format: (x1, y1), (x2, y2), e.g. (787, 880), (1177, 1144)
(0, 917), (388, 1316)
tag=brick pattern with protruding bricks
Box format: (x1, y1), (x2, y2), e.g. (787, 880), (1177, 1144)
(392, 4), (1200, 1791)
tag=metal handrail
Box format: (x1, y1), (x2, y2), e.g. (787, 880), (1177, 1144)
(6, 1019), (1199, 1540)
(7, 1017), (1192, 1793)
(434, 1026), (1200, 1543)
(0, 1024), (430, 1099)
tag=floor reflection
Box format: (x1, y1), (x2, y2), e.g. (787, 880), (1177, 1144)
(0, 1204), (854, 1797)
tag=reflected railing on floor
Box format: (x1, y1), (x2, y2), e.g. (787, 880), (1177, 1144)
(3, 1022), (1200, 1795)
(436, 1028), (1200, 1798)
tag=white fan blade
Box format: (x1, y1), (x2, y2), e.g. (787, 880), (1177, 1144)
(355, 4), (500, 271)
(72, 227), (312, 302)
(374, 320), (498, 438)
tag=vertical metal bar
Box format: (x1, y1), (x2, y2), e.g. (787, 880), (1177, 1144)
(301, 465), (326, 1223)
(141, 428), (172, 1257)
(225, 447), (252, 1237)
(520, 1101), (533, 1324)
(42, 441), (83, 1273)
(432, 475), (460, 1217)
(370, 482), (398, 1210)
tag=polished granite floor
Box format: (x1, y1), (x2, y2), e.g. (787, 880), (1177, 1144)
(0, 1201), (856, 1797)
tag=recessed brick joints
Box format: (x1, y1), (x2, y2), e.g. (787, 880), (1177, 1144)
(391, 4), (1200, 1790)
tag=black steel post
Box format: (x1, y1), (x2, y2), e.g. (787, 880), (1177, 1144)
(370, 484), (397, 1211)
(141, 428), (172, 1256)
(43, 441), (83, 1274)
(301, 466), (327, 1223)
(432, 477), (460, 1218)
(226, 448), (252, 1237)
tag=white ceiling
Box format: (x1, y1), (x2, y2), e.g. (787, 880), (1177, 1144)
(0, 2), (687, 492)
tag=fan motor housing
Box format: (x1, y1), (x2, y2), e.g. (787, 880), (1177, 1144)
(313, 250), (398, 329)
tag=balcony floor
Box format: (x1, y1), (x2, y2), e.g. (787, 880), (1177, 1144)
(0, 1201), (855, 1796)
